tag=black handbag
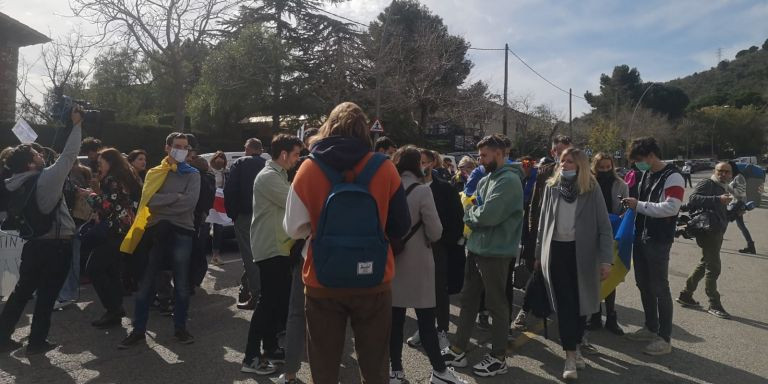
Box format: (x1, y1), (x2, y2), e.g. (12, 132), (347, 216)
(512, 256), (531, 290)
(523, 268), (552, 338)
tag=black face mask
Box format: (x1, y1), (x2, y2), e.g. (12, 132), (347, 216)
(597, 171), (614, 181)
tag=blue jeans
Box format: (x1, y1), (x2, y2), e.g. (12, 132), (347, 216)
(133, 229), (193, 332)
(57, 235), (82, 302)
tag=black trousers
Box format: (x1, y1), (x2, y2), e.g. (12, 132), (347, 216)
(0, 239), (72, 345)
(433, 244), (450, 332)
(390, 307), (446, 372)
(550, 241), (586, 351)
(86, 235), (124, 313)
(243, 256), (292, 363)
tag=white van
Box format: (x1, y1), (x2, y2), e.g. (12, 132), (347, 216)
(736, 156), (758, 165)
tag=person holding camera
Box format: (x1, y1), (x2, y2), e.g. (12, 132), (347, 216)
(622, 137), (684, 356)
(676, 162), (733, 319)
(0, 107), (83, 355)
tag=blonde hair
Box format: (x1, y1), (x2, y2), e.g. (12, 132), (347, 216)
(318, 102), (372, 148)
(591, 152), (621, 181)
(547, 147), (596, 194)
(458, 156), (477, 170)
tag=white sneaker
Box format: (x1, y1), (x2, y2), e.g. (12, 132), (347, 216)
(625, 328), (657, 342)
(643, 336), (672, 356)
(437, 330), (450, 350)
(441, 347), (468, 368)
(431, 367), (468, 384)
(406, 330), (421, 348)
(563, 357), (578, 380)
(389, 370), (407, 384)
(472, 354), (508, 377)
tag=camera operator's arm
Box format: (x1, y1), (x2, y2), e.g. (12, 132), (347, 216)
(36, 108), (83, 214)
(628, 172), (684, 218)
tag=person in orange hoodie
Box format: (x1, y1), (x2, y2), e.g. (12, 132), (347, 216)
(284, 102), (411, 384)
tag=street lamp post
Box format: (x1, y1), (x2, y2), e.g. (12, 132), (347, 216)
(628, 83), (656, 141)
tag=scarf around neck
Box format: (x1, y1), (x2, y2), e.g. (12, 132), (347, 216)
(558, 176), (578, 203)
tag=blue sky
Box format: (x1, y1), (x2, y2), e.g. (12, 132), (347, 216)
(4, 0), (767, 117)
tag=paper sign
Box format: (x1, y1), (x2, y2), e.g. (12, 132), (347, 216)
(370, 120), (384, 133)
(11, 118), (37, 144)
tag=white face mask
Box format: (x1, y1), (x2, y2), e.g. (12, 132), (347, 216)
(170, 148), (188, 163)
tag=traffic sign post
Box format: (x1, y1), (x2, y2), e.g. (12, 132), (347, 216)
(370, 120), (384, 133)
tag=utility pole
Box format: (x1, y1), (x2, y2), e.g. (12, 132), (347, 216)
(502, 43), (509, 136)
(568, 88), (573, 140)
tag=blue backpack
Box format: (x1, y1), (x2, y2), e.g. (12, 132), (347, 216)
(310, 153), (389, 288)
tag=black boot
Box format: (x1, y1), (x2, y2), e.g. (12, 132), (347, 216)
(739, 242), (756, 254)
(605, 312), (624, 336)
(586, 312), (602, 330)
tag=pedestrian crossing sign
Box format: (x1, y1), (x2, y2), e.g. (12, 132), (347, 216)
(370, 120), (384, 133)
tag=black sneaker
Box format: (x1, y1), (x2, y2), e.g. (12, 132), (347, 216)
(118, 332), (146, 349)
(26, 341), (58, 356)
(264, 347), (286, 364)
(676, 293), (701, 308)
(708, 306), (731, 319)
(237, 297), (256, 310)
(91, 311), (124, 329)
(160, 305), (174, 317)
(586, 313), (603, 330)
(0, 339), (23, 353)
(175, 328), (195, 344)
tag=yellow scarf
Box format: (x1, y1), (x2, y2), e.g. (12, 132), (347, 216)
(120, 158), (177, 254)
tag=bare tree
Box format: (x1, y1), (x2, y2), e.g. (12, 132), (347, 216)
(71, 0), (244, 131)
(16, 27), (96, 124)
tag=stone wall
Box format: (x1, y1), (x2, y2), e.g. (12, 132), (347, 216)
(0, 42), (19, 122)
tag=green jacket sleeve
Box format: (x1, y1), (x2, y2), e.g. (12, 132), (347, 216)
(465, 174), (522, 228)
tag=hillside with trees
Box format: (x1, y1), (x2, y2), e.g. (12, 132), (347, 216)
(668, 38), (768, 110)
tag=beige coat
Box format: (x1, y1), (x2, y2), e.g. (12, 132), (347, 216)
(392, 172), (443, 308)
(535, 183), (614, 316)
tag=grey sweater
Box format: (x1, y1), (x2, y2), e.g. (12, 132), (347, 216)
(147, 168), (200, 231)
(4, 124), (82, 239)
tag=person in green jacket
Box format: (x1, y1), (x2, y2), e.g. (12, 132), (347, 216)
(442, 135), (524, 378)
(242, 134), (302, 375)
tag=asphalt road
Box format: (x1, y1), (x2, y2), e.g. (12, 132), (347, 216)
(1, 172), (767, 384)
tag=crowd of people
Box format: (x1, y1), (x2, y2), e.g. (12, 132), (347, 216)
(0, 102), (757, 383)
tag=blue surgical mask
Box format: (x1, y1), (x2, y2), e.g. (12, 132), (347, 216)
(561, 170), (577, 180)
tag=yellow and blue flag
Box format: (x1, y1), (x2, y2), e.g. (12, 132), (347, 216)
(600, 209), (635, 299)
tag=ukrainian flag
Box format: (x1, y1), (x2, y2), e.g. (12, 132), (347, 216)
(600, 209), (635, 299)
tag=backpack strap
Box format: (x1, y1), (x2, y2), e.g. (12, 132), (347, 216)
(404, 182), (420, 196)
(309, 154), (343, 185)
(356, 153), (388, 187)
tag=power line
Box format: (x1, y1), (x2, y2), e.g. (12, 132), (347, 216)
(311, 6), (369, 28)
(505, 47), (586, 100)
(313, 7), (588, 102)
(468, 47), (506, 51)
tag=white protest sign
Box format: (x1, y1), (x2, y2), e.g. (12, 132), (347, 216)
(11, 118), (37, 144)
(0, 232), (24, 298)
